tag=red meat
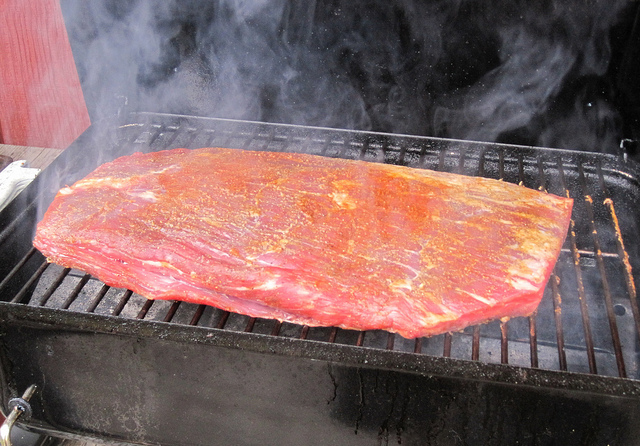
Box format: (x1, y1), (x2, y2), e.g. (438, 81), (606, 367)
(33, 147), (573, 338)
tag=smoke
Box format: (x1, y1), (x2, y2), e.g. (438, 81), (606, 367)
(432, 0), (629, 152)
(61, 0), (634, 153)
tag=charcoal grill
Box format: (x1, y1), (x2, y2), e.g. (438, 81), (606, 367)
(1, 112), (640, 445)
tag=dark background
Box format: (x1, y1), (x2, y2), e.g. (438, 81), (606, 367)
(61, 0), (640, 157)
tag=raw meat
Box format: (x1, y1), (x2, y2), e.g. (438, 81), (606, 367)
(33, 147), (573, 338)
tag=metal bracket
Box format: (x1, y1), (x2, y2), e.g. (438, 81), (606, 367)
(0, 385), (37, 446)
(620, 138), (640, 162)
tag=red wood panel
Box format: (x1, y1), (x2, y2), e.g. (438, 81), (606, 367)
(0, 0), (90, 149)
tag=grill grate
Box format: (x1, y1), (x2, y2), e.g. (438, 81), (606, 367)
(1, 112), (640, 382)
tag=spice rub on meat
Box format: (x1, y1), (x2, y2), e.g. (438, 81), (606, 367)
(33, 147), (573, 339)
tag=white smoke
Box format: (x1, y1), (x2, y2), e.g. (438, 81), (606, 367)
(61, 0), (633, 153)
(431, 0), (629, 152)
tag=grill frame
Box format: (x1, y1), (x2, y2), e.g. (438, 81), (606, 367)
(1, 112), (640, 444)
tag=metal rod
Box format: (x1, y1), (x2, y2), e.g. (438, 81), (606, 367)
(550, 271), (568, 371)
(605, 198), (640, 338)
(259, 127), (277, 152)
(157, 123), (182, 148)
(127, 122), (164, 148)
(216, 311), (230, 329)
(328, 327), (338, 343)
(86, 284), (111, 313)
(145, 123), (168, 147)
(578, 163), (626, 377)
(189, 305), (206, 326)
(597, 160), (640, 344)
(10, 261), (49, 304)
(570, 208), (598, 374)
(299, 325), (310, 340)
(0, 198), (38, 248)
(526, 154), (546, 369)
(477, 148), (487, 177)
(359, 139), (370, 160)
(589, 223), (627, 375)
(443, 333), (452, 357)
(560, 248), (618, 258)
(468, 149), (486, 363)
(420, 143), (438, 169)
(201, 129), (217, 147)
(537, 155), (546, 192)
(271, 320), (282, 336)
(438, 144), (452, 360)
(414, 338), (423, 354)
(355, 331), (366, 347)
(37, 267), (71, 306)
(397, 143), (407, 165)
(557, 158), (598, 374)
(112, 290), (133, 316)
(244, 317), (256, 332)
(379, 140), (389, 164)
(319, 137), (333, 156)
(126, 123), (152, 144)
(0, 247), (37, 295)
(163, 301), (181, 323)
(500, 320), (509, 364)
(336, 137), (353, 158)
(238, 127), (261, 152)
(386, 333), (395, 350)
(457, 147), (466, 174)
(517, 153), (525, 184)
(181, 127), (201, 149)
(529, 313), (539, 368)
(136, 299), (154, 319)
(471, 326), (480, 361)
(61, 273), (91, 310)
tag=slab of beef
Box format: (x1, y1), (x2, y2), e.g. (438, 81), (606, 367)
(33, 147), (573, 338)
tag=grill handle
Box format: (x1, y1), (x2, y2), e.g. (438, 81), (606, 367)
(0, 385), (36, 446)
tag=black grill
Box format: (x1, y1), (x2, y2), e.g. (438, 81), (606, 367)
(1, 112), (640, 444)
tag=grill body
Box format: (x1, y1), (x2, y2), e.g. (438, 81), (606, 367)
(1, 113), (640, 445)
(2, 307), (640, 445)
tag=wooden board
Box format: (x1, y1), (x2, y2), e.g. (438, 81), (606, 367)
(0, 144), (61, 170)
(0, 155), (11, 172)
(0, 0), (91, 149)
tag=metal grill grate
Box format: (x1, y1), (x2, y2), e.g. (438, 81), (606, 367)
(1, 112), (639, 382)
